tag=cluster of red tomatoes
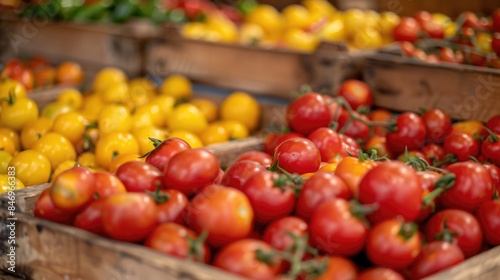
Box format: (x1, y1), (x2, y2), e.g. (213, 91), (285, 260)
(33, 80), (499, 279)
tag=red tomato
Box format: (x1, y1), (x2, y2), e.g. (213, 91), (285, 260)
(483, 163), (500, 193)
(439, 47), (461, 64)
(393, 17), (421, 42)
(338, 134), (362, 158)
(310, 199), (369, 256)
(286, 93), (332, 135)
(461, 11), (482, 29)
(186, 184), (253, 248)
(272, 138), (321, 175)
(443, 132), (480, 162)
(163, 149), (220, 196)
(421, 108), (452, 144)
(296, 172), (352, 220)
(233, 151), (272, 167)
(145, 223), (210, 262)
(26, 56), (50, 71)
(155, 189), (188, 224)
(102, 193), (158, 242)
(307, 127), (342, 162)
(263, 132), (283, 155)
(116, 161), (163, 193)
(358, 161), (423, 223)
(337, 111), (371, 142)
(364, 135), (392, 159)
(440, 162), (494, 212)
(493, 9), (500, 33)
(486, 115), (500, 134)
(50, 166), (96, 212)
(11, 67), (34, 91)
(413, 10), (432, 26)
(1, 59), (24, 78)
(356, 267), (404, 280)
(337, 80), (373, 110)
(312, 256), (357, 280)
(421, 143), (445, 164)
(410, 241), (464, 279)
(335, 156), (377, 197)
(481, 134), (500, 166)
(476, 200), (500, 245)
(145, 137), (190, 172)
(415, 171), (441, 222)
(468, 51), (487, 67)
(397, 150), (429, 164)
(386, 113), (427, 156)
(73, 199), (106, 236)
(425, 209), (483, 258)
(400, 41), (416, 57)
(94, 172), (126, 199)
(368, 109), (393, 136)
(421, 20), (445, 39)
(241, 170), (296, 224)
(214, 239), (282, 279)
(262, 216), (308, 251)
(221, 160), (267, 190)
(366, 219), (421, 269)
(34, 188), (74, 224)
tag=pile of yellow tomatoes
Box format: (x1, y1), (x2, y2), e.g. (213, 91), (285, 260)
(0, 67), (261, 191)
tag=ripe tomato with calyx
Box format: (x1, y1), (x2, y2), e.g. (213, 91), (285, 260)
(93, 172), (126, 199)
(262, 216), (308, 251)
(145, 137), (191, 172)
(415, 170), (442, 222)
(221, 160), (267, 190)
(337, 80), (373, 110)
(34, 188), (75, 224)
(337, 110), (371, 142)
(338, 134), (362, 158)
(421, 108), (452, 144)
(116, 161), (163, 193)
(421, 143), (445, 164)
(364, 135), (392, 159)
(481, 132), (500, 166)
(152, 189), (189, 225)
(50, 166), (96, 212)
(272, 138), (321, 175)
(307, 127), (342, 163)
(334, 156), (377, 197)
(443, 132), (480, 162)
(286, 92), (332, 135)
(386, 112), (427, 156)
(393, 17), (421, 42)
(410, 241), (464, 279)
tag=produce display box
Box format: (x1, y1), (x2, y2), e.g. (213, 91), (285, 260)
(145, 25), (397, 99)
(363, 52), (500, 122)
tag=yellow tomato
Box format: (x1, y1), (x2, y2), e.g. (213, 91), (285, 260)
(0, 79), (26, 100)
(302, 0), (336, 18)
(282, 4), (312, 30)
(0, 150), (13, 174)
(151, 95), (175, 121)
(41, 102), (73, 120)
(220, 92), (261, 131)
(217, 120), (249, 139)
(363, 10), (381, 30)
(159, 75), (192, 100)
(77, 152), (98, 169)
(0, 132), (17, 154)
(31, 132), (76, 171)
(99, 81), (130, 104)
(282, 28), (319, 52)
(8, 150), (51, 186)
(378, 11), (400, 38)
(95, 132), (139, 169)
(97, 104), (132, 135)
(319, 162), (339, 172)
(108, 153), (143, 173)
(0, 127), (20, 151)
(206, 15), (239, 43)
(20, 117), (53, 150)
(246, 5), (284, 39)
(445, 23), (457, 38)
(239, 23), (265, 45)
(130, 107), (155, 130)
(132, 126), (168, 155)
(51, 111), (88, 146)
(134, 103), (164, 128)
(476, 32), (492, 53)
(92, 67), (128, 92)
(167, 103), (208, 134)
(56, 88), (83, 109)
(319, 18), (346, 42)
(0, 174), (25, 194)
(182, 22), (209, 40)
(342, 9), (365, 38)
(168, 130), (203, 148)
(199, 124), (229, 146)
(1, 97), (39, 131)
(80, 94), (105, 122)
(190, 98), (218, 123)
(351, 27), (383, 49)
(128, 78), (156, 107)
(432, 13), (452, 27)
(51, 160), (78, 182)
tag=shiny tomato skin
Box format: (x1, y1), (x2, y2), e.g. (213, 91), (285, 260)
(369, 109), (393, 137)
(366, 219), (422, 269)
(241, 170), (295, 225)
(116, 161), (163, 193)
(50, 166), (96, 212)
(356, 267), (404, 280)
(393, 17), (421, 42)
(481, 135), (500, 166)
(413, 10), (432, 26)
(93, 172), (126, 199)
(286, 93), (332, 135)
(73, 199), (106, 236)
(422, 20), (445, 39)
(102, 193), (158, 242)
(337, 110), (371, 142)
(34, 188), (75, 224)
(262, 216), (308, 251)
(145, 223), (210, 263)
(443, 132), (480, 162)
(337, 80), (373, 110)
(440, 162), (494, 212)
(221, 160), (267, 190)
(386, 113), (427, 156)
(213, 239), (282, 279)
(415, 171), (442, 222)
(422, 108), (452, 144)
(186, 184), (253, 248)
(263, 132), (282, 155)
(335, 156), (377, 197)
(364, 135), (392, 159)
(145, 137), (191, 172)
(358, 161), (423, 223)
(296, 172), (352, 220)
(410, 241), (464, 279)
(272, 138), (321, 175)
(156, 189), (188, 224)
(313, 256), (357, 280)
(310, 199), (369, 256)
(307, 127), (342, 163)
(233, 151), (272, 167)
(338, 134), (362, 158)
(475, 200), (500, 245)
(163, 149), (220, 196)
(421, 143), (445, 164)
(425, 209), (483, 258)
(486, 115), (500, 134)
(483, 163), (500, 193)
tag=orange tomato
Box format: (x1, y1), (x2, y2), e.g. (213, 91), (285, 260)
(452, 121), (484, 138)
(335, 156), (377, 197)
(94, 172), (127, 199)
(56, 61), (84, 85)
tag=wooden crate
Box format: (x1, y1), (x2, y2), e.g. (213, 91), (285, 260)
(363, 53), (500, 122)
(1, 181), (500, 280)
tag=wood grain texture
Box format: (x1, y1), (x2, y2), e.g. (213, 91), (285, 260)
(363, 54), (500, 122)
(0, 184), (50, 215)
